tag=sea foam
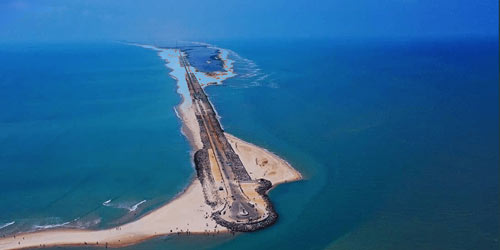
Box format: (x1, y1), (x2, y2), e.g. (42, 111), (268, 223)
(32, 221), (70, 230)
(0, 221), (15, 230)
(128, 200), (147, 212)
(102, 199), (147, 212)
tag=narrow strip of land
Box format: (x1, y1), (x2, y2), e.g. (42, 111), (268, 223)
(181, 54), (272, 230)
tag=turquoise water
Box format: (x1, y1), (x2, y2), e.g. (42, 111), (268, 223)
(1, 39), (498, 250)
(0, 43), (193, 233)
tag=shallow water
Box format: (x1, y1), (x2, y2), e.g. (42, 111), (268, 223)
(182, 45), (224, 73)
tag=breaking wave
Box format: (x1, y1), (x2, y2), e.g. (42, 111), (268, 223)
(0, 217), (97, 234)
(102, 199), (147, 212)
(128, 200), (147, 212)
(32, 221), (71, 230)
(0, 221), (15, 230)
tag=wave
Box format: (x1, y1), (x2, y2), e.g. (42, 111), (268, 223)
(173, 107), (181, 119)
(30, 216), (87, 231)
(0, 221), (15, 230)
(71, 217), (101, 229)
(128, 200), (147, 212)
(1, 216), (104, 235)
(32, 221), (70, 230)
(102, 199), (147, 212)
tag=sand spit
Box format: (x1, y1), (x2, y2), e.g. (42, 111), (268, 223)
(0, 44), (302, 250)
(226, 133), (302, 186)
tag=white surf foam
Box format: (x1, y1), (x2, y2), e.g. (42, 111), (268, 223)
(32, 221), (70, 230)
(71, 217), (102, 229)
(0, 221), (15, 230)
(103, 199), (147, 212)
(128, 200), (147, 212)
(173, 107), (181, 119)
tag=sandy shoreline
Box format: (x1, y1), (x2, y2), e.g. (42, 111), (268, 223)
(0, 44), (302, 250)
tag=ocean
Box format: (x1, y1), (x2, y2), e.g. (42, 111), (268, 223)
(1, 38), (498, 249)
(0, 43), (194, 233)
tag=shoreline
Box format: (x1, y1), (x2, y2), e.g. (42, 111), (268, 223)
(0, 43), (302, 250)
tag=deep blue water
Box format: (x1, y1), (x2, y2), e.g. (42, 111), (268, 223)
(202, 38), (499, 250)
(1, 38), (498, 250)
